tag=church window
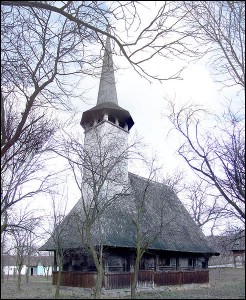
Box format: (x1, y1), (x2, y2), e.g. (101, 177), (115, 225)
(98, 115), (103, 123)
(188, 258), (193, 267)
(119, 121), (125, 128)
(159, 257), (170, 266)
(108, 115), (115, 124)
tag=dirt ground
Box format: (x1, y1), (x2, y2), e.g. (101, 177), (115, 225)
(1, 268), (245, 299)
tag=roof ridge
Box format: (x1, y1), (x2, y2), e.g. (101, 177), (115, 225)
(128, 172), (170, 188)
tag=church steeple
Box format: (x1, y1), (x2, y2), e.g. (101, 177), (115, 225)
(97, 36), (118, 105)
(80, 36), (134, 131)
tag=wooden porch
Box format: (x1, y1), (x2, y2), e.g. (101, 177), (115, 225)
(53, 269), (209, 290)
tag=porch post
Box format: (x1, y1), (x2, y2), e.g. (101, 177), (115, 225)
(176, 257), (179, 270)
(130, 256), (135, 272)
(53, 251), (57, 271)
(155, 254), (159, 271)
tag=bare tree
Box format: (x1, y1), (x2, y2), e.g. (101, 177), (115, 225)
(4, 1), (241, 238)
(1, 231), (19, 282)
(25, 231), (39, 284)
(161, 0), (245, 236)
(0, 1), (200, 237)
(12, 230), (27, 290)
(208, 227), (245, 269)
(1, 231), (7, 283)
(1, 97), (60, 234)
(2, 1), (243, 160)
(128, 157), (163, 299)
(1, 2), (77, 234)
(42, 188), (70, 299)
(178, 1), (245, 91)
(128, 155), (183, 298)
(183, 179), (229, 233)
(165, 99), (245, 228)
(54, 126), (142, 299)
(162, 168), (186, 195)
(6, 207), (41, 290)
(40, 253), (53, 280)
(1, 1), (202, 83)
(1, 6), (78, 158)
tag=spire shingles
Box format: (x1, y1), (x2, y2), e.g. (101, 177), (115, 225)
(97, 36), (118, 105)
(81, 36), (134, 131)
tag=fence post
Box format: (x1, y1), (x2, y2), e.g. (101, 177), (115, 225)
(103, 272), (107, 289)
(179, 271), (182, 285)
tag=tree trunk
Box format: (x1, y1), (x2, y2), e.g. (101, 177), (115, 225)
(26, 254), (30, 283)
(17, 269), (22, 291)
(1, 266), (4, 284)
(46, 267), (50, 280)
(94, 265), (104, 299)
(86, 226), (104, 299)
(131, 260), (140, 299)
(1, 239), (4, 284)
(55, 255), (63, 299)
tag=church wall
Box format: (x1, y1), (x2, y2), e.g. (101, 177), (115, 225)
(82, 120), (129, 206)
(62, 248), (210, 273)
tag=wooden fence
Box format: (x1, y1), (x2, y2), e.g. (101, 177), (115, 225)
(53, 269), (209, 290)
(52, 272), (97, 288)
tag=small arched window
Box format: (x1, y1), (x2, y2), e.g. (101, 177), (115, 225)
(98, 115), (103, 123)
(108, 115), (115, 124)
(119, 121), (125, 128)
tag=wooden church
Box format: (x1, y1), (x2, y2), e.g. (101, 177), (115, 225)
(40, 36), (219, 289)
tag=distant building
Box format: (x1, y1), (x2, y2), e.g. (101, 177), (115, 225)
(2, 255), (54, 276)
(207, 231), (245, 268)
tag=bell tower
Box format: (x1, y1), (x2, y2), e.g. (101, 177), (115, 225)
(80, 36), (134, 191)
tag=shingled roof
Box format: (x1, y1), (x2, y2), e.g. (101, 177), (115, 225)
(40, 173), (217, 255)
(80, 102), (134, 130)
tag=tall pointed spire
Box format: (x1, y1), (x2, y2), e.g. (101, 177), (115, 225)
(97, 36), (118, 105)
(81, 35), (134, 131)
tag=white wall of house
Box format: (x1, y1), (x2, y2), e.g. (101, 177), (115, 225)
(3, 264), (53, 276)
(3, 265), (25, 276)
(37, 263), (53, 276)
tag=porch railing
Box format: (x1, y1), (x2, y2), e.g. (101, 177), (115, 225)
(53, 269), (209, 290)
